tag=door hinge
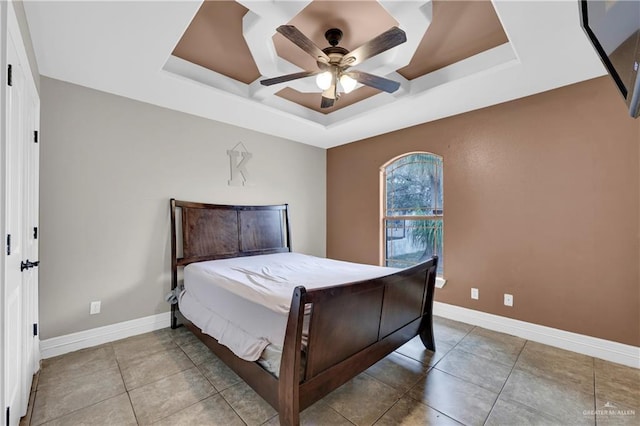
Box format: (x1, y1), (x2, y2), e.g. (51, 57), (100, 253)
(6, 234), (10, 255)
(33, 323), (38, 337)
(34, 130), (39, 143)
(7, 64), (12, 86)
(34, 227), (38, 239)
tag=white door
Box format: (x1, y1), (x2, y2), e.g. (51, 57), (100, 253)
(4, 24), (27, 424)
(21, 78), (40, 412)
(2, 3), (40, 423)
(0, 2), (6, 419)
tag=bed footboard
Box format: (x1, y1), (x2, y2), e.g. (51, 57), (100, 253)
(278, 256), (438, 424)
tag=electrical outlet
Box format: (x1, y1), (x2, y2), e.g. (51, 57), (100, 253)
(471, 288), (479, 300)
(90, 301), (101, 315)
(504, 294), (513, 307)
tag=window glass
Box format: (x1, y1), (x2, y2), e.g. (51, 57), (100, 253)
(383, 153), (443, 275)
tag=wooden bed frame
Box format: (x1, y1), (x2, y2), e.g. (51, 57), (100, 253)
(170, 199), (438, 425)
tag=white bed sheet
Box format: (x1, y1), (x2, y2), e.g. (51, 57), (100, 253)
(179, 290), (295, 376)
(184, 252), (399, 314)
(180, 252), (399, 362)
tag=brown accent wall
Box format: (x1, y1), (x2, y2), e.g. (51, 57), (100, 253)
(327, 76), (640, 346)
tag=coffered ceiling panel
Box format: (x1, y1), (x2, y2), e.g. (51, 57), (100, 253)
(398, 0), (508, 79)
(173, 1), (259, 84)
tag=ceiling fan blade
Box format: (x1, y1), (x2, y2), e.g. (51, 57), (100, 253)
(339, 26), (406, 68)
(346, 71), (401, 93)
(320, 84), (336, 108)
(260, 70), (318, 86)
(277, 25), (331, 64)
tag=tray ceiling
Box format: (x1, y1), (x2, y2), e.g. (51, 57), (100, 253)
(172, 1), (509, 115)
(23, 0), (606, 148)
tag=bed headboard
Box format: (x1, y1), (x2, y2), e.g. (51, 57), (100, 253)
(170, 198), (292, 289)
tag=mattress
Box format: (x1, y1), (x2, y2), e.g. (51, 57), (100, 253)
(179, 252), (399, 369)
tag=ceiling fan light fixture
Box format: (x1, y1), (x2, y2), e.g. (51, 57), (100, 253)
(316, 71), (332, 90)
(340, 74), (357, 94)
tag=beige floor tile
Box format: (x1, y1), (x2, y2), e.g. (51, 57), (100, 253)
(435, 348), (513, 393)
(395, 336), (453, 366)
(197, 354), (243, 391)
(322, 373), (402, 425)
(31, 366), (125, 426)
(594, 399), (639, 425)
(408, 368), (498, 426)
(366, 352), (430, 392)
(38, 344), (118, 388)
(515, 341), (594, 395)
(112, 329), (177, 362)
(455, 327), (525, 367)
(262, 414), (280, 425)
(40, 393), (136, 426)
(168, 325), (201, 347)
(299, 401), (354, 426)
(129, 367), (215, 425)
(500, 369), (595, 425)
(220, 381), (277, 426)
(595, 359), (639, 426)
(180, 340), (218, 366)
(595, 358), (640, 411)
(485, 397), (564, 426)
(262, 415), (279, 425)
(374, 396), (461, 425)
(119, 346), (195, 390)
(263, 400), (353, 426)
(153, 394), (244, 426)
(432, 316), (474, 347)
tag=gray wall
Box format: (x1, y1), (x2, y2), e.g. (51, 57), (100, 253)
(39, 77), (326, 339)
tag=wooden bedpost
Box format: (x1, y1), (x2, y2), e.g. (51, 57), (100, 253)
(278, 286), (306, 426)
(170, 198), (178, 329)
(419, 256), (438, 351)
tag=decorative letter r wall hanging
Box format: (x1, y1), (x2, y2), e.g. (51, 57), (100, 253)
(227, 142), (253, 186)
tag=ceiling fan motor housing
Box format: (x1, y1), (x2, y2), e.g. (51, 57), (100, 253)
(318, 28), (349, 69)
(318, 48), (349, 69)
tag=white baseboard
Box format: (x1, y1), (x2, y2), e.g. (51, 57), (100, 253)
(433, 302), (640, 369)
(40, 312), (172, 359)
(40, 305), (639, 369)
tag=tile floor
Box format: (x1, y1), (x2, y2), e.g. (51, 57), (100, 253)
(21, 317), (639, 425)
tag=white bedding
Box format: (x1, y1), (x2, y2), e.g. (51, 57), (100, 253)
(179, 252), (398, 363)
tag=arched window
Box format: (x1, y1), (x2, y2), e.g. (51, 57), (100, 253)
(382, 152), (443, 275)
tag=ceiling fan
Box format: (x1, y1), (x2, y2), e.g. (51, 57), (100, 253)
(260, 25), (407, 108)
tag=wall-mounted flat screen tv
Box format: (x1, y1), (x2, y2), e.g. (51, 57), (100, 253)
(580, 0), (640, 118)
